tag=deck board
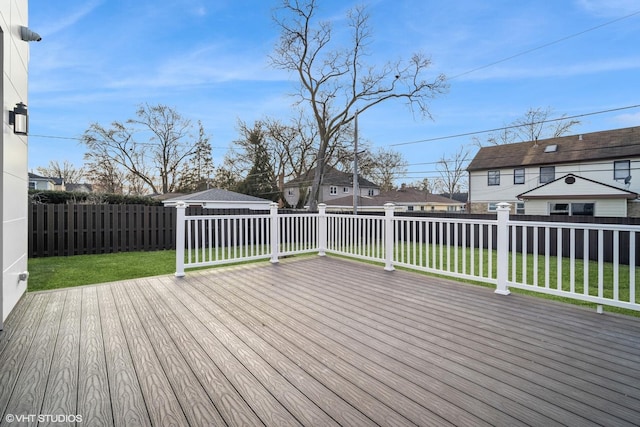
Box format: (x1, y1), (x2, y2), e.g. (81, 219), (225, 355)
(1, 256), (639, 426)
(77, 286), (113, 427)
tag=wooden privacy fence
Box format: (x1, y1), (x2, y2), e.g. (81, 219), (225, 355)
(28, 204), (176, 257)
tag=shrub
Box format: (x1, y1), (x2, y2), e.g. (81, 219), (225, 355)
(28, 190), (163, 206)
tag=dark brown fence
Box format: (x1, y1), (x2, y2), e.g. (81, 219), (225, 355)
(28, 204), (289, 258)
(28, 204), (177, 257)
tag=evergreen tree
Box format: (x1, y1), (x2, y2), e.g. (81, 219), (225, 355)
(236, 127), (280, 202)
(177, 121), (215, 192)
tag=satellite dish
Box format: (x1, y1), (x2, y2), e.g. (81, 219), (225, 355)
(625, 175), (632, 185)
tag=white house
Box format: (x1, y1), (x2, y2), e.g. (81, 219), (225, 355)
(466, 126), (640, 217)
(283, 166), (380, 208)
(1, 0), (38, 328)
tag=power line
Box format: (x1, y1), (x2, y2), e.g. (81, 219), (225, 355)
(449, 8), (640, 81)
(390, 104), (640, 147)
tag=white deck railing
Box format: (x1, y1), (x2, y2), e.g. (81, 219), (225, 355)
(175, 202), (640, 313)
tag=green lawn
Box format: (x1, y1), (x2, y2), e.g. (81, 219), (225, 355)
(28, 250), (178, 292)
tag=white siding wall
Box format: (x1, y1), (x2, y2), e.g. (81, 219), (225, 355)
(524, 199), (626, 217)
(470, 158), (640, 203)
(1, 0), (30, 327)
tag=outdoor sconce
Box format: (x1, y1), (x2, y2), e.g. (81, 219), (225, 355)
(9, 102), (28, 135)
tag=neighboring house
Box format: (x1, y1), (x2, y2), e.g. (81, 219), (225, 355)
(283, 166), (380, 208)
(326, 186), (466, 213)
(2, 0), (36, 328)
(28, 172), (64, 190)
(163, 188), (273, 210)
(467, 126), (640, 217)
(28, 172), (55, 190)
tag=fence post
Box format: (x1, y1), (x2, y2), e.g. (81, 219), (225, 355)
(270, 202), (279, 264)
(175, 202), (187, 277)
(495, 202), (511, 295)
(318, 203), (327, 256)
(384, 203), (395, 271)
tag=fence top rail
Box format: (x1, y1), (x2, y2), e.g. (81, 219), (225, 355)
(391, 216), (498, 226)
(325, 213), (385, 220)
(508, 219), (640, 232)
(185, 214), (271, 221)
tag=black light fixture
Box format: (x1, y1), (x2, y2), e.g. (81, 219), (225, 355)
(9, 102), (28, 135)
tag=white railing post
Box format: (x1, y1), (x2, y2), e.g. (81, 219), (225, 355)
(175, 201), (187, 277)
(318, 203), (327, 256)
(495, 202), (511, 295)
(270, 202), (279, 264)
(384, 203), (395, 271)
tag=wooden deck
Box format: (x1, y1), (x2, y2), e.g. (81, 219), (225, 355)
(1, 256), (639, 426)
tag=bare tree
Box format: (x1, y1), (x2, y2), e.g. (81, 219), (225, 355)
(82, 104), (199, 195)
(35, 160), (85, 183)
(341, 147), (408, 192)
(408, 177), (443, 194)
(437, 147), (470, 197)
(271, 0), (447, 210)
(475, 107), (581, 147)
(84, 155), (126, 194)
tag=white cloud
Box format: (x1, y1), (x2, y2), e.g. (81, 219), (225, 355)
(38, 0), (104, 36)
(612, 111), (640, 126)
(456, 56), (640, 81)
(575, 0), (640, 17)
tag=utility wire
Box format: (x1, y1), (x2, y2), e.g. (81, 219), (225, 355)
(449, 9), (640, 81)
(390, 104), (640, 147)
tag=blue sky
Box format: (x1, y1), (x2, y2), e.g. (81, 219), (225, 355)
(27, 0), (640, 183)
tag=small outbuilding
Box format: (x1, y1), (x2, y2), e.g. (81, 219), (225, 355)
(162, 188), (274, 210)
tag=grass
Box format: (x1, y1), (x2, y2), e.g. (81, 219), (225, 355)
(28, 250), (179, 292)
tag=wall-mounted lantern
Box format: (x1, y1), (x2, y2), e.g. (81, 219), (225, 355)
(9, 102), (28, 135)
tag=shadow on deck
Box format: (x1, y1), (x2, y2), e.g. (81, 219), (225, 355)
(1, 256), (639, 426)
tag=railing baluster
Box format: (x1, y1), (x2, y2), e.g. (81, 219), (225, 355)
(613, 230), (619, 302)
(557, 227), (562, 291)
(583, 230), (589, 296)
(598, 229), (604, 299)
(533, 226), (538, 287)
(544, 227), (550, 289)
(631, 231), (636, 304)
(569, 228), (575, 293)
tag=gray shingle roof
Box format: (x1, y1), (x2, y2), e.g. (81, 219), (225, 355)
(164, 188), (272, 203)
(467, 126), (640, 171)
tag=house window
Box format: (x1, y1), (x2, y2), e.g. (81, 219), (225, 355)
(514, 168), (525, 185)
(488, 170), (500, 186)
(287, 188), (294, 196)
(550, 203), (569, 215)
(343, 187), (350, 193)
(367, 189), (375, 196)
(549, 202), (594, 216)
(29, 181), (36, 190)
(571, 203), (594, 216)
(488, 203), (497, 212)
(614, 160), (630, 181)
(330, 186), (337, 195)
(407, 206), (414, 211)
(540, 166), (555, 184)
(515, 202), (525, 214)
